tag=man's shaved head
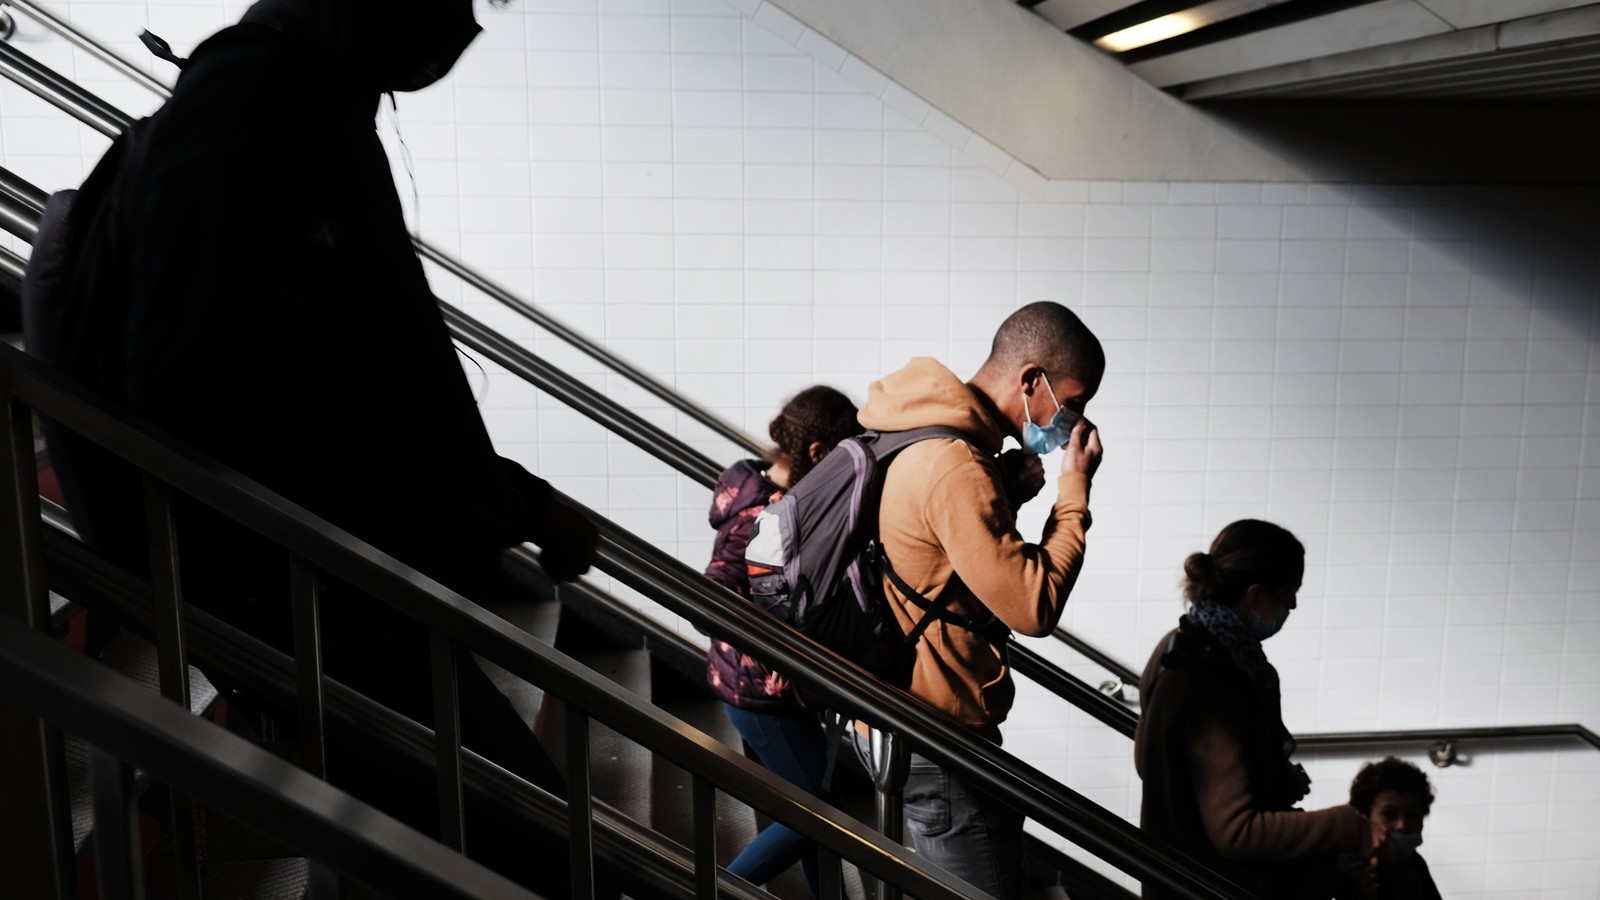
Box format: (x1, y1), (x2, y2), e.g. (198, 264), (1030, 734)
(984, 302), (1104, 389)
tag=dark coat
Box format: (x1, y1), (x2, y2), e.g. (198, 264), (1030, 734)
(103, 22), (552, 610)
(704, 459), (793, 712)
(1135, 620), (1363, 900)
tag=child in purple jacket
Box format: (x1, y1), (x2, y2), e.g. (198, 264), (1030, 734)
(704, 385), (863, 895)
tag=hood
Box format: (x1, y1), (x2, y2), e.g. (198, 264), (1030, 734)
(858, 357), (1005, 455)
(708, 460), (782, 529)
(242, 0), (480, 94)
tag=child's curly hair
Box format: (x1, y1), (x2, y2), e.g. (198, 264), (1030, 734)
(1349, 756), (1435, 816)
(768, 386), (863, 485)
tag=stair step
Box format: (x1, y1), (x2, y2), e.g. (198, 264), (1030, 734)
(543, 647), (654, 826)
(473, 596), (562, 732)
(649, 692), (761, 874)
(67, 631), (218, 853)
(200, 858), (309, 899)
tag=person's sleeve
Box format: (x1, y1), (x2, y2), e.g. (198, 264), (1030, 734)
(1189, 709), (1365, 861)
(922, 448), (1090, 637)
(497, 457), (555, 534)
(704, 509), (758, 597)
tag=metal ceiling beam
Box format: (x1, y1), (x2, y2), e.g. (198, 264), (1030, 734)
(1175, 3), (1600, 99)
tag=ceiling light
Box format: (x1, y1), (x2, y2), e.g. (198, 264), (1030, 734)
(1092, 0), (1283, 53)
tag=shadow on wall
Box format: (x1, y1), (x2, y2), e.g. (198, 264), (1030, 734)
(1394, 186), (1600, 341)
(1205, 101), (1600, 188)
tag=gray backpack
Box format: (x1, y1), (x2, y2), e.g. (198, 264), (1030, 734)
(744, 426), (1010, 696)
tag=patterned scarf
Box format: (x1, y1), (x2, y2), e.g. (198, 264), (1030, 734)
(1184, 599), (1296, 758)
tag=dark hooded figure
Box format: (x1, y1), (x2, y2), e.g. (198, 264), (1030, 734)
(43, 0), (593, 890)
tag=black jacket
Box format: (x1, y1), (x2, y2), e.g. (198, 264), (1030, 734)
(62, 21), (550, 615)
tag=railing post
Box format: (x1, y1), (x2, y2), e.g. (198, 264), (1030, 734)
(870, 727), (909, 900)
(140, 476), (201, 900)
(817, 848), (844, 900)
(290, 559), (341, 899)
(290, 558), (326, 779)
(566, 707), (595, 900)
(0, 397), (71, 899)
(90, 747), (143, 900)
(430, 633), (466, 853)
(691, 775), (717, 898)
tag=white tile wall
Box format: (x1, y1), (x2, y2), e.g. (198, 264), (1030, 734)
(4, 0), (1599, 894)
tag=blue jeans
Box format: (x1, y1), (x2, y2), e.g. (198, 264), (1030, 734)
(723, 704), (830, 896)
(902, 752), (1026, 900)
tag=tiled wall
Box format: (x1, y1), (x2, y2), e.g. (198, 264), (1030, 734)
(3, 0), (1597, 896)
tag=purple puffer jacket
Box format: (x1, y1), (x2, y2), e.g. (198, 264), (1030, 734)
(704, 459), (793, 712)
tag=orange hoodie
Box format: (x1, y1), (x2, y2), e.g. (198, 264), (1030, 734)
(859, 357), (1092, 741)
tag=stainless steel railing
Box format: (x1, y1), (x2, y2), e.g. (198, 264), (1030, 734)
(0, 340), (981, 900)
(0, 615), (542, 900)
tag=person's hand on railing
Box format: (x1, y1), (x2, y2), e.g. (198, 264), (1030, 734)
(531, 496), (598, 582)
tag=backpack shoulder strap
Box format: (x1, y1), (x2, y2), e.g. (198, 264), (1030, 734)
(867, 424), (1010, 644)
(868, 425), (974, 458)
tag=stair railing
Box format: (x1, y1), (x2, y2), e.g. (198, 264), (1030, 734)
(0, 340), (981, 900)
(33, 501), (778, 900)
(0, 614), (543, 900)
(6, 142), (1595, 900)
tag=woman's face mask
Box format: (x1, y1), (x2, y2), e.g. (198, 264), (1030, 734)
(1249, 606), (1290, 642)
(1021, 373), (1081, 455)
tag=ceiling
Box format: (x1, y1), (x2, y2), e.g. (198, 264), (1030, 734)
(1020, 0), (1600, 100)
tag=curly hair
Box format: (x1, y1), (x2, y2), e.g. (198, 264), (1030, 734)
(768, 385), (863, 485)
(1349, 756), (1434, 816)
(1182, 519), (1304, 609)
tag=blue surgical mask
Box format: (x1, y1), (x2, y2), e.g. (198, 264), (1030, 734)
(1390, 831), (1423, 858)
(1021, 374), (1080, 455)
(1249, 607), (1290, 642)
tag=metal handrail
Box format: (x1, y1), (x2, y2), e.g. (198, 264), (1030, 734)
(419, 243), (765, 458)
(441, 303), (722, 487)
(0, 343), (980, 900)
(582, 515), (1253, 899)
(1, 0), (170, 96)
(1297, 724), (1600, 753)
(1052, 625), (1139, 685)
(34, 516), (774, 900)
(0, 6), (766, 459)
(0, 616), (541, 900)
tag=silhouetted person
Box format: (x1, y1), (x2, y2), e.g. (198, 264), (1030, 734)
(27, 0), (594, 891)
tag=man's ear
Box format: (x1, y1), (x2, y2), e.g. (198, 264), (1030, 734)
(808, 441), (827, 464)
(1017, 363), (1045, 397)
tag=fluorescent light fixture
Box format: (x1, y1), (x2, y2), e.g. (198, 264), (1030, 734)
(1092, 0), (1284, 53)
(1094, 12), (1201, 52)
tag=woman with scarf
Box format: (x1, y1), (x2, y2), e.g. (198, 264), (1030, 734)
(1135, 520), (1382, 899)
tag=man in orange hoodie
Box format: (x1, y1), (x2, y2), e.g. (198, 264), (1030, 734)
(858, 301), (1104, 900)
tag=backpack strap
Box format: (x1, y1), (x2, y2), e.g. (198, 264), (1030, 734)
(880, 552), (1011, 645)
(870, 425), (1013, 645)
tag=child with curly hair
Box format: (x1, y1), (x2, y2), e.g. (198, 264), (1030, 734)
(703, 385), (864, 895)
